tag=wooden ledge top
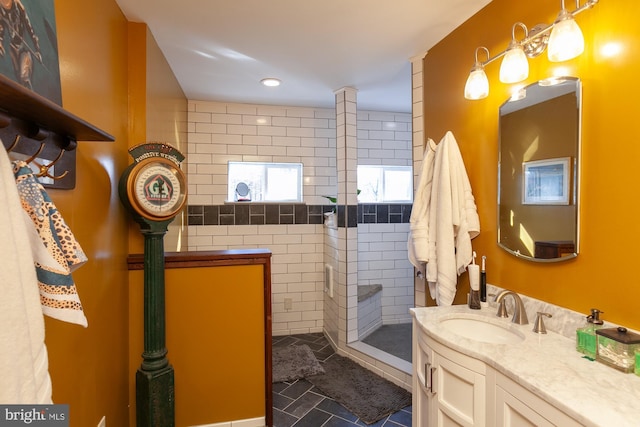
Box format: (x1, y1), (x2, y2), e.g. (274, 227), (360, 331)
(127, 249), (272, 270)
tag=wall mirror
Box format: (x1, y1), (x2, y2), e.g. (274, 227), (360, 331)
(498, 77), (581, 262)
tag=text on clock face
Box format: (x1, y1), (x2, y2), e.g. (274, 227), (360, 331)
(142, 173), (174, 205)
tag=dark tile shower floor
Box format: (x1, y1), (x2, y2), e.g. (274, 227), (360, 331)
(272, 333), (412, 427)
(361, 323), (412, 363)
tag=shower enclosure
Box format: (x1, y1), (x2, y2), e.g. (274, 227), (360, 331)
(350, 110), (414, 369)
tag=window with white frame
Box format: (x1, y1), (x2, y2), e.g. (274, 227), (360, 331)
(357, 165), (413, 203)
(227, 161), (303, 202)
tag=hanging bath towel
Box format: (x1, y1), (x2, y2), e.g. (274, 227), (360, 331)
(0, 148), (52, 404)
(426, 131), (480, 306)
(408, 137), (438, 272)
(13, 160), (89, 327)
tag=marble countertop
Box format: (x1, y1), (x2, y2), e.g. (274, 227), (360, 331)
(412, 305), (640, 427)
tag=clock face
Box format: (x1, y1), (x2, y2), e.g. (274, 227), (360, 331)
(127, 158), (187, 220)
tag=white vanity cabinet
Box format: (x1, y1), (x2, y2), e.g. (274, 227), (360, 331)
(413, 316), (582, 427)
(412, 305), (640, 426)
(413, 317), (487, 427)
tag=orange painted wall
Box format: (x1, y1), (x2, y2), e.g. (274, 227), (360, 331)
(128, 265), (266, 426)
(46, 1), (130, 426)
(423, 0), (640, 329)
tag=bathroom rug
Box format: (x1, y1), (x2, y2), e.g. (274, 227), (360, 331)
(306, 354), (412, 424)
(272, 344), (324, 383)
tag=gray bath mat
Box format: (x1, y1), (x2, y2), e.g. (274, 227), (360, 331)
(307, 354), (412, 425)
(272, 344), (324, 383)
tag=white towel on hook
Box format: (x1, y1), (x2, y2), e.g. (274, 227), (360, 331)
(426, 131), (480, 306)
(408, 138), (438, 274)
(0, 145), (53, 404)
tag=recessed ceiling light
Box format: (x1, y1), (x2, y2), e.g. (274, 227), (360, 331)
(261, 78), (281, 87)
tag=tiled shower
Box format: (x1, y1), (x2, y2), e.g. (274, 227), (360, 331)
(184, 56), (424, 390)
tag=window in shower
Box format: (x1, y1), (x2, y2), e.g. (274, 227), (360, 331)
(227, 161), (303, 202)
(356, 165), (413, 203)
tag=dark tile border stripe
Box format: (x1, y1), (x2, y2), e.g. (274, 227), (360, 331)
(187, 203), (412, 227)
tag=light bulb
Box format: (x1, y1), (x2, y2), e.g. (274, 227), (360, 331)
(548, 10), (584, 62)
(464, 67), (489, 100)
(500, 43), (529, 84)
(260, 77), (281, 87)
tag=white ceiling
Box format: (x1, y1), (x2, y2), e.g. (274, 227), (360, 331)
(114, 0), (491, 113)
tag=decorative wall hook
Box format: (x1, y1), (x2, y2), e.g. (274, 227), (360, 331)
(33, 149), (69, 180)
(6, 134), (20, 152)
(24, 141), (45, 164)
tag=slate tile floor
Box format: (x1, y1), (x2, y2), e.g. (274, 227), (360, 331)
(272, 333), (412, 427)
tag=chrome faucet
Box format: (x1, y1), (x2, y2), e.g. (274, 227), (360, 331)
(494, 290), (529, 325)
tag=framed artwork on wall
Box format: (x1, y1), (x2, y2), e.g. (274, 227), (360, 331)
(522, 157), (570, 205)
(0, 0), (62, 105)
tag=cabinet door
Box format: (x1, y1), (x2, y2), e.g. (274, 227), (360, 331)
(495, 386), (555, 427)
(413, 319), (436, 427)
(495, 373), (582, 427)
(433, 352), (486, 427)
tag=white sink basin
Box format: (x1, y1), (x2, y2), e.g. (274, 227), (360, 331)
(439, 316), (525, 345)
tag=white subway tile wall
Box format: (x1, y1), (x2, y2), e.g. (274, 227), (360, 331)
(411, 54), (426, 308)
(357, 111), (412, 167)
(357, 222), (413, 325)
(333, 88), (355, 346)
(357, 286), (383, 338)
(188, 101), (337, 206)
(323, 223), (340, 347)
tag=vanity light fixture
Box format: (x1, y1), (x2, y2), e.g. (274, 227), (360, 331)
(548, 1), (585, 61)
(260, 77), (281, 87)
(499, 23), (530, 84)
(464, 47), (490, 100)
(464, 0), (598, 100)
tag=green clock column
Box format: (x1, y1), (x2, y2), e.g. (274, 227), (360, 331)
(119, 143), (187, 427)
(134, 217), (175, 427)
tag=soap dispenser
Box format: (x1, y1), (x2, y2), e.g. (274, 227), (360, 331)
(576, 308), (604, 359)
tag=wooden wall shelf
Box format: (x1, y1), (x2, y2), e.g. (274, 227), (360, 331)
(0, 73), (114, 142)
(0, 73), (114, 189)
